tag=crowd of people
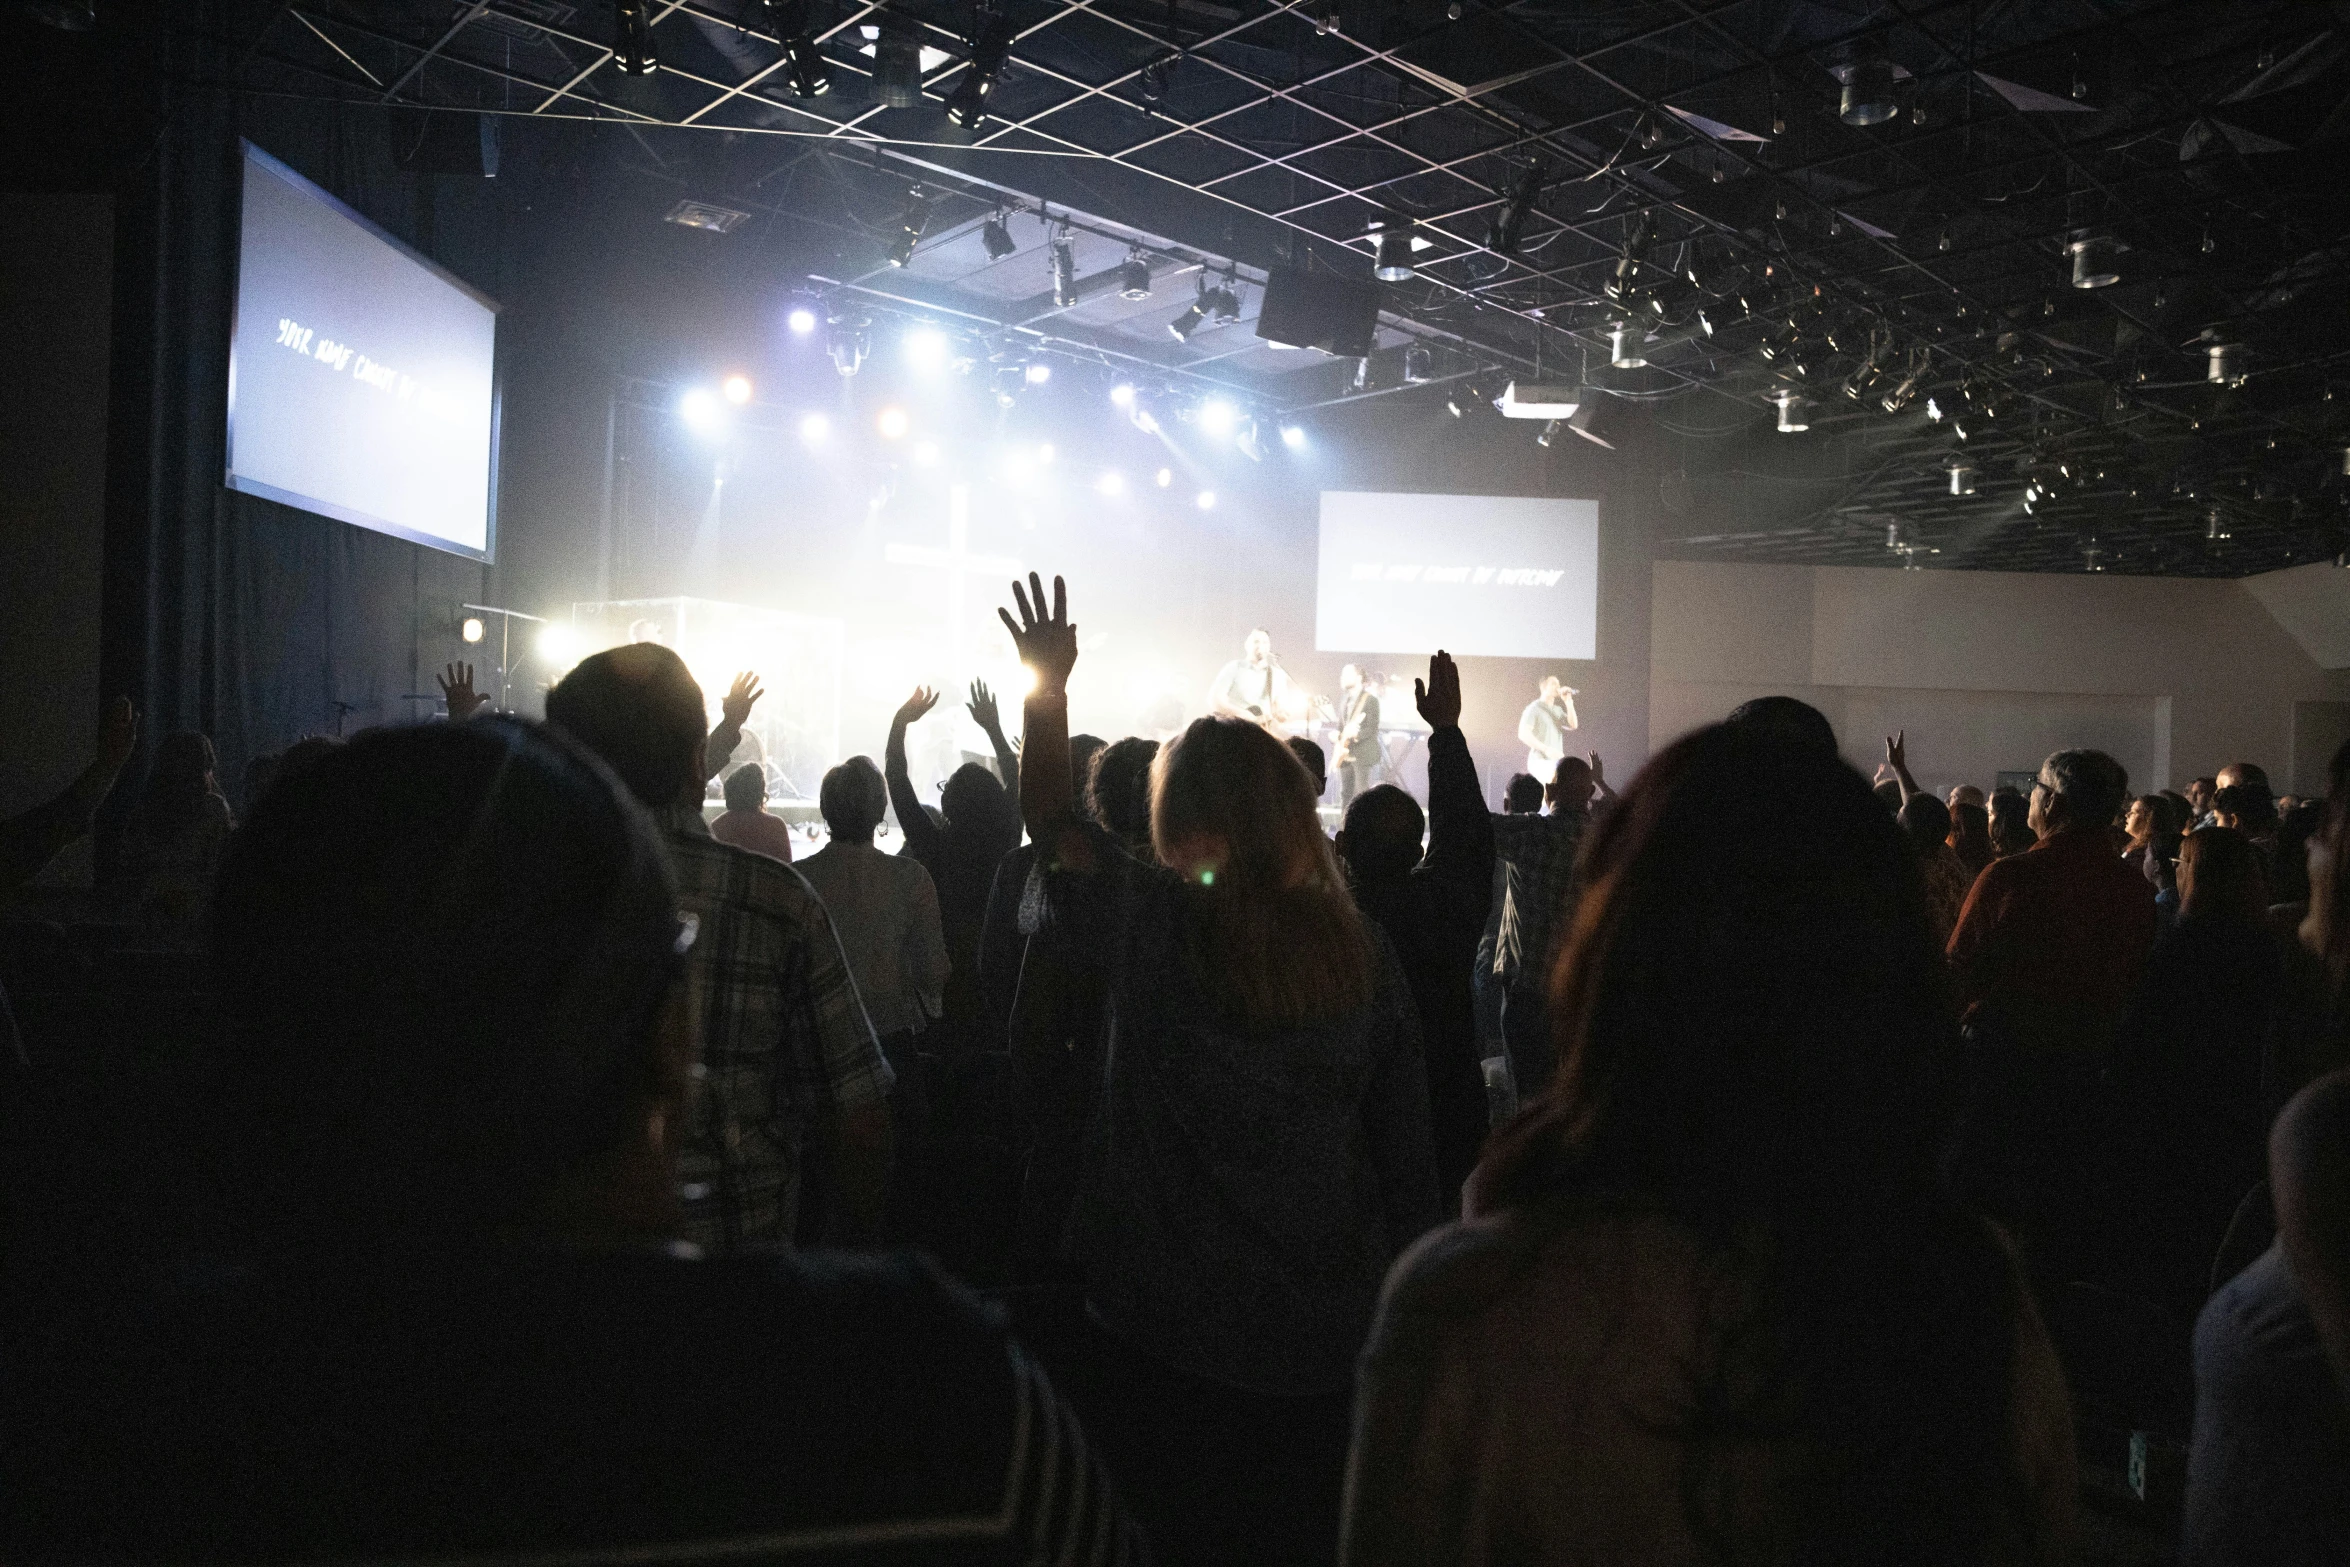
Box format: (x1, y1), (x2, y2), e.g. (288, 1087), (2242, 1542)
(2, 582), (2348, 1565)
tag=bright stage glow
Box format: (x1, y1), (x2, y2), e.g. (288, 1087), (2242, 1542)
(1015, 664), (1040, 695)
(1196, 489), (1217, 509)
(1024, 363), (1052, 385)
(721, 374), (754, 405)
(798, 412), (829, 443)
(786, 306), (818, 335)
(1110, 383), (1136, 408)
(902, 327), (949, 371)
(1280, 424), (1307, 450)
(1155, 467), (1173, 487)
(680, 388), (726, 437)
(1036, 442), (1055, 464)
(876, 406), (911, 440)
(1097, 470), (1126, 495)
(1003, 448), (1035, 481)
(1130, 406), (1161, 436)
(460, 616), (485, 643)
(1199, 398), (1238, 437)
(913, 440), (940, 466)
(537, 623), (582, 668)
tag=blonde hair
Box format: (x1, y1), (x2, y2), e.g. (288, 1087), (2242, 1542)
(1151, 717), (1375, 1025)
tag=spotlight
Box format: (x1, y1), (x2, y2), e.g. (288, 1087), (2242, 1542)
(1237, 421), (1266, 462)
(1168, 276), (1239, 342)
(1196, 489), (1217, 510)
(2206, 506), (2231, 542)
(1773, 389), (1811, 433)
(944, 13), (1014, 130)
(758, 0), (831, 96)
(1884, 521), (1907, 551)
(2067, 230), (2124, 290)
(992, 367), (1023, 408)
(876, 406), (911, 440)
(537, 625), (582, 668)
(1110, 383), (1137, 408)
(1199, 398), (1238, 437)
(461, 617), (486, 644)
(1536, 419), (1559, 448)
(1024, 362), (1052, 385)
(1155, 467), (1173, 487)
(1130, 405), (1161, 435)
(680, 388), (725, 434)
(2207, 341), (2247, 387)
(2083, 545), (2106, 573)
(827, 320), (868, 376)
(1096, 470), (1126, 496)
(1947, 460), (1976, 496)
(873, 11), (926, 108)
(1310, 1), (1339, 34)
(1486, 160), (1547, 257)
(885, 189), (934, 267)
(913, 440), (940, 465)
(1139, 51), (1172, 103)
(799, 412), (829, 443)
(1609, 320), (1648, 369)
(1051, 231), (1078, 308)
(1835, 56), (1899, 126)
(981, 211), (1017, 261)
(1036, 442), (1054, 464)
(1402, 344), (1433, 383)
(722, 373), (754, 404)
(1373, 219), (1418, 282)
(902, 326), (949, 371)
(1280, 424), (1307, 450)
(613, 0), (658, 74)
(1118, 253), (1155, 300)
(786, 304), (818, 335)
(1446, 393), (1466, 419)
(1352, 357), (1372, 393)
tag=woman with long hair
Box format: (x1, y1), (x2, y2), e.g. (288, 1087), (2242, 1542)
(1341, 722), (2076, 1567)
(999, 574), (1439, 1567)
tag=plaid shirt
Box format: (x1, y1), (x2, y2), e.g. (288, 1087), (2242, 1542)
(658, 807), (892, 1252)
(1488, 807), (1588, 983)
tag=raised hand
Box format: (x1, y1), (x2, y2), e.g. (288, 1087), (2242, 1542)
(893, 686), (942, 729)
(723, 671), (765, 728)
(997, 572), (1078, 694)
(1589, 751), (1605, 787)
(1415, 649), (1463, 730)
(967, 678), (1002, 734)
(438, 662), (488, 721)
(1884, 729), (1908, 775)
(94, 696), (139, 775)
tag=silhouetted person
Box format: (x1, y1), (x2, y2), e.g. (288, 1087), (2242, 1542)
(1723, 693), (1838, 759)
(1003, 573), (1439, 1567)
(549, 644), (892, 1252)
(1987, 786), (2034, 858)
(1950, 801), (1996, 881)
(1338, 651), (1495, 1211)
(1489, 753), (1611, 1097)
(1288, 734), (1328, 804)
(119, 730), (234, 926)
(0, 718), (1141, 1564)
(1087, 737), (1159, 858)
(1344, 724), (2075, 1565)
(886, 683), (1023, 1034)
(710, 762), (794, 862)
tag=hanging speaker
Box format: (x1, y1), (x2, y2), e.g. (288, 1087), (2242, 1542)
(1254, 266), (1381, 358)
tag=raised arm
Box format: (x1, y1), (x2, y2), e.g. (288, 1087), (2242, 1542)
(967, 678), (1021, 792)
(703, 671), (763, 782)
(884, 686), (945, 865)
(1, 697), (138, 898)
(437, 663), (489, 721)
(1413, 653), (1495, 921)
(1884, 730), (1922, 804)
(1589, 751), (1617, 807)
(1000, 574), (1088, 868)
(1560, 687), (1580, 732)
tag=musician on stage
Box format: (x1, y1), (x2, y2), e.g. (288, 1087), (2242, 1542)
(1518, 674), (1580, 778)
(1207, 628), (1302, 734)
(1334, 663), (1382, 808)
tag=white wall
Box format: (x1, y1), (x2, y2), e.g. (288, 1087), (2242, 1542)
(1651, 561), (2350, 798)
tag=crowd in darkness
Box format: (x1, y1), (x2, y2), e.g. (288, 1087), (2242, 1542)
(2, 572), (2349, 1565)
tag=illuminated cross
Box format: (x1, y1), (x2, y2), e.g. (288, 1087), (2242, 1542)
(883, 483), (1022, 695)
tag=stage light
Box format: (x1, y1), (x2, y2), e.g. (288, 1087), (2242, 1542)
(1373, 220), (1418, 282)
(944, 14), (1014, 130)
(1486, 160), (1547, 257)
(1155, 467), (1173, 487)
(1199, 398), (1238, 437)
(786, 305), (818, 335)
(1609, 320), (1648, 369)
(914, 441), (940, 465)
(829, 319), (869, 376)
(2207, 341), (2247, 386)
(461, 617), (486, 644)
(1002, 448), (1035, 482)
(885, 189), (934, 267)
(1130, 406), (1161, 436)
(1773, 388), (1811, 433)
(1947, 459), (1976, 495)
(613, 0), (659, 75)
(799, 412), (830, 443)
(722, 374), (754, 404)
(1118, 253), (1155, 301)
(1280, 424), (1307, 450)
(680, 388), (725, 435)
(1036, 442), (1054, 464)
(1836, 56), (1899, 126)
(1237, 421), (1266, 462)
(903, 326), (949, 370)
(1051, 231), (1078, 309)
(1025, 363), (1052, 385)
(981, 211), (1017, 261)
(2067, 230), (2123, 290)
(1536, 420), (1558, 447)
(1402, 344), (1433, 383)
(2207, 506), (2231, 542)
(876, 406), (911, 440)
(873, 12), (926, 108)
(537, 624), (583, 668)
(1110, 383), (1136, 408)
(1196, 489), (1217, 510)
(1139, 51), (1171, 103)
(758, 0), (832, 95)
(1167, 275), (1239, 342)
(1097, 470), (1126, 496)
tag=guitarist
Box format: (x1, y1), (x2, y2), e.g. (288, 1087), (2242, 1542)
(1207, 628), (1301, 735)
(1334, 663), (1382, 808)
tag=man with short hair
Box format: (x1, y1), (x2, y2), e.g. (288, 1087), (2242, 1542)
(1948, 783), (1987, 812)
(1516, 675), (1579, 779)
(1334, 664), (1382, 809)
(710, 762), (795, 863)
(548, 644), (893, 1252)
(1488, 752), (1613, 1096)
(1288, 735), (1328, 804)
(1946, 747), (2158, 1058)
(2186, 775), (2220, 826)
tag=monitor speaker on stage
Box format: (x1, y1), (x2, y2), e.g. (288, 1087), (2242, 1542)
(1255, 266), (1382, 358)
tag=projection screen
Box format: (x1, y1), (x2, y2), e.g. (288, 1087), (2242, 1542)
(1315, 491), (1599, 660)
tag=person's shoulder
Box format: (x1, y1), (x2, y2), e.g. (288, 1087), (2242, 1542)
(1370, 1204), (1704, 1353)
(675, 831), (827, 917)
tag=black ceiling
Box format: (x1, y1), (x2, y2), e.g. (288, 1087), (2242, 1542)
(154, 0), (2350, 574)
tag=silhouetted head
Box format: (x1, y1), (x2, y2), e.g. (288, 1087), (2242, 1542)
(1722, 695), (1838, 760)
(2180, 825), (2270, 924)
(210, 719), (688, 1249)
(545, 644), (707, 811)
(138, 732), (221, 834)
(2217, 761), (2271, 795)
(1087, 736), (1159, 851)
(722, 763), (767, 814)
(1287, 735), (1327, 797)
(1071, 734), (1107, 799)
(819, 756), (887, 841)
(2214, 780), (2277, 833)
(1338, 784), (1424, 885)
(1548, 754), (1594, 813)
(941, 761), (1018, 849)
(1898, 793), (1952, 861)
(2030, 748), (2130, 838)
(1946, 784), (1985, 811)
(1950, 801), (1992, 860)
(1504, 772), (1545, 813)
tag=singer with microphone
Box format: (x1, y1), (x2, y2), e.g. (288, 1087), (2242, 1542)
(1207, 628), (1303, 736)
